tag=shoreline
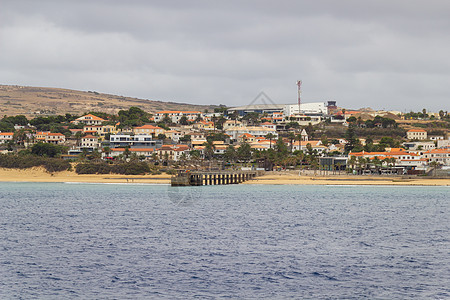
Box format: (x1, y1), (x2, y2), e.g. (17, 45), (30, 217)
(0, 168), (448, 186)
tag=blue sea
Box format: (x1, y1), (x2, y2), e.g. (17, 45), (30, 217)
(0, 182), (449, 299)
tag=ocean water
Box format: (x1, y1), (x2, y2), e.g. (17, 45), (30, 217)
(0, 182), (449, 299)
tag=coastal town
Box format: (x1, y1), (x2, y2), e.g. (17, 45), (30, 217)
(0, 99), (449, 178)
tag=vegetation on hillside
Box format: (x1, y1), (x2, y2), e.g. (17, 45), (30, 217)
(0, 153), (71, 172)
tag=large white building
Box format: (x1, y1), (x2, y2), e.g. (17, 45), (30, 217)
(154, 111), (202, 123)
(227, 102), (328, 117)
(283, 102), (327, 116)
(225, 126), (278, 140)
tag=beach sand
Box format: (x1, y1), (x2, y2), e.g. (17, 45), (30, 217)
(0, 167), (172, 184)
(0, 168), (448, 186)
(244, 171), (450, 186)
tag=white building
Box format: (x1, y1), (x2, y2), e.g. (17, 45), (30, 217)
(422, 149), (450, 165)
(225, 126), (278, 140)
(154, 111), (202, 123)
(109, 134), (162, 149)
(81, 135), (99, 149)
(0, 132), (14, 144)
(72, 114), (106, 126)
(407, 129), (427, 140)
(283, 102), (327, 116)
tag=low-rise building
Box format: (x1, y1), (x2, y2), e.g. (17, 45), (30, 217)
(133, 125), (165, 136)
(422, 149), (450, 165)
(72, 114), (106, 126)
(407, 129), (427, 140)
(403, 141), (436, 151)
(154, 111), (202, 124)
(80, 135), (99, 150)
(35, 132), (66, 144)
(109, 134), (162, 149)
(225, 126), (278, 140)
(0, 132), (14, 144)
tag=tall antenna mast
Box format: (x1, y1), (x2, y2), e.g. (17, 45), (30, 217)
(296, 80), (302, 113)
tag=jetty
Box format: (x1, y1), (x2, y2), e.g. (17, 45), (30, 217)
(171, 170), (265, 186)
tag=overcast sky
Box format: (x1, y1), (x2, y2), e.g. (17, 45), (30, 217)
(1, 0), (449, 112)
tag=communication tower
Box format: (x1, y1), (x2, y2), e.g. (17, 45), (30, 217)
(296, 80), (302, 113)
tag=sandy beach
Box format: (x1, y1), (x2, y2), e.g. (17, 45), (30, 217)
(0, 167), (172, 184)
(0, 168), (449, 186)
(244, 171), (450, 186)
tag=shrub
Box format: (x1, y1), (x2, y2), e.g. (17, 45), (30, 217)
(75, 161), (150, 175)
(0, 154), (71, 172)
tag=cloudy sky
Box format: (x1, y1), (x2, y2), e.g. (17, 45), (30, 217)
(1, 0), (449, 112)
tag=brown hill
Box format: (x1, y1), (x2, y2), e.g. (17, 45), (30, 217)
(0, 84), (217, 117)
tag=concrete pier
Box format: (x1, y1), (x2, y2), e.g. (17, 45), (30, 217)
(171, 170), (264, 186)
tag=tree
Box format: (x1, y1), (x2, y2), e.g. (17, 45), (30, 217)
(224, 145), (237, 163)
(123, 146), (131, 160)
(103, 146), (111, 158)
(162, 114), (172, 125)
(348, 155), (357, 171)
(242, 112), (260, 125)
(320, 134), (329, 147)
(179, 134), (191, 144)
(265, 133), (275, 149)
(203, 141), (215, 160)
(347, 116), (357, 123)
(31, 142), (62, 158)
(189, 150), (201, 163)
(13, 129), (28, 147)
(275, 137), (289, 158)
(157, 134), (167, 140)
(90, 150), (102, 162)
(179, 115), (189, 125)
(237, 142), (252, 163)
(344, 125), (361, 154)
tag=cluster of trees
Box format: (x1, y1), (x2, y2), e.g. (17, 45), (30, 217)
(347, 115), (397, 128)
(75, 161), (150, 175)
(0, 153), (71, 172)
(200, 137), (322, 170)
(0, 113), (82, 136)
(344, 125), (403, 154)
(347, 155), (397, 174)
(403, 109), (449, 121)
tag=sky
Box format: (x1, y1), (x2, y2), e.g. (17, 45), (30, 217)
(1, 0), (449, 112)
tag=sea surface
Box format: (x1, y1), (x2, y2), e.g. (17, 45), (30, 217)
(0, 182), (449, 299)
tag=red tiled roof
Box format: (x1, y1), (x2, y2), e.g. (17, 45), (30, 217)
(135, 125), (163, 130)
(78, 114), (106, 121)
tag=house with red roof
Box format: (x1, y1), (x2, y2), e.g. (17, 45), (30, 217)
(35, 132), (66, 144)
(133, 124), (165, 136)
(422, 149), (450, 165)
(72, 114), (106, 126)
(0, 132), (14, 144)
(407, 129), (427, 140)
(81, 135), (99, 150)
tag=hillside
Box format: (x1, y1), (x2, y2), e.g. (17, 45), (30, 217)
(0, 85), (217, 117)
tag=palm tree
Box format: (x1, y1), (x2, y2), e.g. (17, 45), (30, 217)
(288, 132), (296, 153)
(265, 133), (275, 149)
(348, 155), (357, 172)
(357, 157), (366, 174)
(429, 160), (439, 176)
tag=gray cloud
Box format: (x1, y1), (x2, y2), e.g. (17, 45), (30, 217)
(1, 0), (449, 111)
